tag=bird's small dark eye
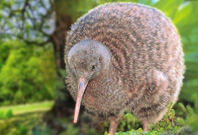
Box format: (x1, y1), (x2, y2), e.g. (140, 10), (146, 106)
(92, 65), (95, 71)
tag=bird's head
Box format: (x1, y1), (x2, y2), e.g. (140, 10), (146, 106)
(67, 39), (111, 123)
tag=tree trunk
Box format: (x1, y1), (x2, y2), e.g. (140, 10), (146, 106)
(42, 1), (102, 134)
(43, 0), (76, 134)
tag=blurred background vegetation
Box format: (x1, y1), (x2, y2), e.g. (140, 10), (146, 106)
(0, 0), (198, 135)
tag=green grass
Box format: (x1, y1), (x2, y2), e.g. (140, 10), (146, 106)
(0, 112), (46, 135)
(0, 101), (54, 116)
(0, 101), (197, 135)
(0, 101), (54, 135)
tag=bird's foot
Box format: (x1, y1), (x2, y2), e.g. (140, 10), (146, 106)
(108, 116), (122, 135)
(143, 121), (149, 132)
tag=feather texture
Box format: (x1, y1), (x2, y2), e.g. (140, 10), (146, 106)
(65, 3), (185, 124)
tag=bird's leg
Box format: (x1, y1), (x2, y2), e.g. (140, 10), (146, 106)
(143, 121), (149, 131)
(108, 116), (121, 135)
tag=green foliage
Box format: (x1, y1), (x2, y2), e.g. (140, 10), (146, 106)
(149, 102), (180, 134)
(112, 102), (198, 135)
(0, 41), (12, 70)
(0, 41), (57, 105)
(119, 113), (140, 131)
(32, 124), (53, 135)
(114, 129), (164, 135)
(0, 101), (53, 135)
(4, 101), (198, 135)
(60, 124), (79, 135)
(0, 111), (46, 135)
(0, 109), (13, 119)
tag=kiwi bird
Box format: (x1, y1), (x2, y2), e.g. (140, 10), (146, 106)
(64, 3), (185, 135)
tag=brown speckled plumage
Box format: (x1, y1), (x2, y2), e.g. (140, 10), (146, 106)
(64, 3), (185, 134)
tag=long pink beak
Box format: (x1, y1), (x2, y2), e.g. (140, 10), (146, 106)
(73, 78), (87, 123)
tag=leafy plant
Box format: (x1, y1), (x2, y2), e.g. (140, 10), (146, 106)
(0, 109), (13, 119)
(0, 41), (57, 105)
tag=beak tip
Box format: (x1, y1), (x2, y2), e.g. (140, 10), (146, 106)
(73, 117), (78, 123)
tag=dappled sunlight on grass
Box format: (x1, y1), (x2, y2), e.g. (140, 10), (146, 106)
(0, 101), (54, 135)
(0, 111), (45, 135)
(0, 101), (54, 116)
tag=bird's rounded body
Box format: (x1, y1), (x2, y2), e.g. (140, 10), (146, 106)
(65, 2), (185, 130)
